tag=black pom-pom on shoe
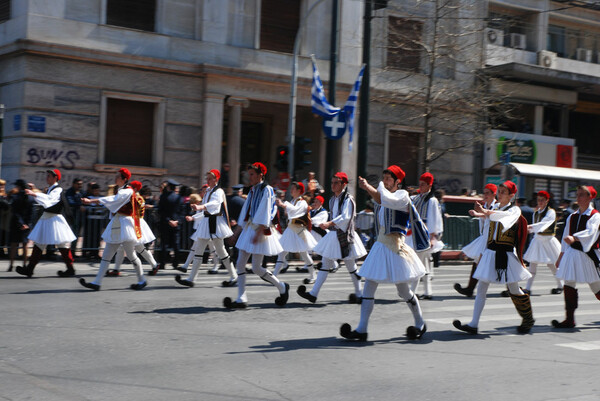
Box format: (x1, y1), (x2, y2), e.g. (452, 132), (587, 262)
(297, 285), (316, 303)
(275, 283), (290, 306)
(175, 275), (194, 287)
(340, 323), (367, 341)
(79, 278), (100, 291)
(406, 324), (427, 340)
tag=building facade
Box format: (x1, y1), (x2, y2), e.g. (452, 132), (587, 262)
(0, 0), (598, 197)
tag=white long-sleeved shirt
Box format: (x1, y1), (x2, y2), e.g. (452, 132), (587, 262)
(561, 204), (600, 253)
(34, 184), (62, 209)
(284, 197), (308, 221)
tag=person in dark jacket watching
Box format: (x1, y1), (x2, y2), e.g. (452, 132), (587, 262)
(151, 179), (183, 274)
(65, 178), (84, 255)
(8, 179), (34, 272)
(227, 184), (245, 222)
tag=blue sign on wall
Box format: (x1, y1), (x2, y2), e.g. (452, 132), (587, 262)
(27, 116), (46, 133)
(13, 115), (21, 131)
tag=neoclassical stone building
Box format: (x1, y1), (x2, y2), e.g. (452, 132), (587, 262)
(1, 0), (598, 196)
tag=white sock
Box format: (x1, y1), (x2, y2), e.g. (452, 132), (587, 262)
(469, 281), (489, 328)
(356, 280), (377, 333)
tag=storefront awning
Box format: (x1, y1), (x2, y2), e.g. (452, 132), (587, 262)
(486, 162), (600, 182)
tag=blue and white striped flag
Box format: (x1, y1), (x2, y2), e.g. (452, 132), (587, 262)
(343, 64), (365, 151)
(311, 56), (365, 150)
(311, 57), (340, 117)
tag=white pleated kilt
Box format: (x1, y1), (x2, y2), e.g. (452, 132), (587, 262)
(462, 234), (486, 260)
(313, 230), (367, 260)
(279, 226), (318, 252)
(102, 215), (139, 244)
(310, 231), (324, 243)
(28, 213), (77, 245)
(358, 242), (426, 283)
(523, 235), (561, 264)
(430, 238), (445, 253)
(236, 224), (283, 256)
(139, 219), (156, 244)
(556, 247), (600, 283)
(191, 217), (233, 240)
(473, 249), (532, 284)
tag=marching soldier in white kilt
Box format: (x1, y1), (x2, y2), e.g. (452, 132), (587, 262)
(223, 163), (289, 308)
(453, 181), (535, 335)
(454, 183), (498, 297)
(175, 169), (237, 288)
(104, 181), (158, 277)
(79, 168), (148, 291)
(309, 195), (329, 243)
(339, 166), (427, 341)
(523, 190), (563, 295)
(297, 172), (366, 304)
(408, 172), (444, 300)
(274, 181), (318, 284)
(16, 169), (77, 278)
(552, 186), (600, 329)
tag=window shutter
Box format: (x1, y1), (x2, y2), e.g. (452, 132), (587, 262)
(260, 0), (301, 53)
(105, 98), (154, 167)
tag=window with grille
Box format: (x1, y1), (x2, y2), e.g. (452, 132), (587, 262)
(0, 0), (10, 23)
(388, 130), (420, 185)
(260, 0), (300, 53)
(106, 0), (156, 32)
(387, 17), (423, 72)
(105, 98), (154, 167)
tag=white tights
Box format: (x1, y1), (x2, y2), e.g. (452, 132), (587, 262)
(525, 263), (563, 291)
(356, 280), (424, 334)
(93, 242), (144, 285)
(309, 258), (362, 298)
(112, 244), (157, 272)
(469, 281), (523, 328)
(187, 238), (236, 282)
(235, 250), (285, 303)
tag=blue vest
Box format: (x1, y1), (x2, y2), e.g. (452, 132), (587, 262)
(373, 203), (410, 237)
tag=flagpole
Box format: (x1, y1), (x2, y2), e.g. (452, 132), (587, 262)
(287, 0), (330, 181)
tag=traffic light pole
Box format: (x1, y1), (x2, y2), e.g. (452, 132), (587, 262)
(323, 0), (339, 199)
(287, 0), (329, 181)
(356, 0), (373, 209)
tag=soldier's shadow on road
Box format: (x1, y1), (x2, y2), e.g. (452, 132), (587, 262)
(130, 306), (227, 314)
(226, 336), (374, 354)
(226, 330), (501, 354)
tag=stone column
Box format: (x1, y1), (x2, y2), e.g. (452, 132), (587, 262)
(226, 97), (249, 189)
(201, 93), (225, 188)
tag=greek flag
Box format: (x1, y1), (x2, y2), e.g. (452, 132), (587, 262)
(311, 57), (340, 117)
(311, 56), (366, 150)
(344, 64), (365, 151)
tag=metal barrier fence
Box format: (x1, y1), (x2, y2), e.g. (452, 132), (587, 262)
(0, 205), (198, 255)
(0, 206), (481, 255)
(443, 215), (480, 251)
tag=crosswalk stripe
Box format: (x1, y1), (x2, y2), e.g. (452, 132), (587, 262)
(556, 341), (600, 351)
(426, 310), (600, 325)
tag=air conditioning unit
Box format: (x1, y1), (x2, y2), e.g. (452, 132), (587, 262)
(509, 33), (526, 50)
(485, 28), (504, 45)
(576, 48), (592, 62)
(537, 50), (557, 68)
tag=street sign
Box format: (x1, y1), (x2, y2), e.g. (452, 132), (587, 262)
(27, 116), (46, 133)
(322, 112), (347, 140)
(14, 115), (21, 131)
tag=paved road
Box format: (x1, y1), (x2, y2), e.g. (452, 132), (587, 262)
(1, 259), (598, 401)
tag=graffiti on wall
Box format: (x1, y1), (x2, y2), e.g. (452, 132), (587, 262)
(26, 148), (81, 170)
